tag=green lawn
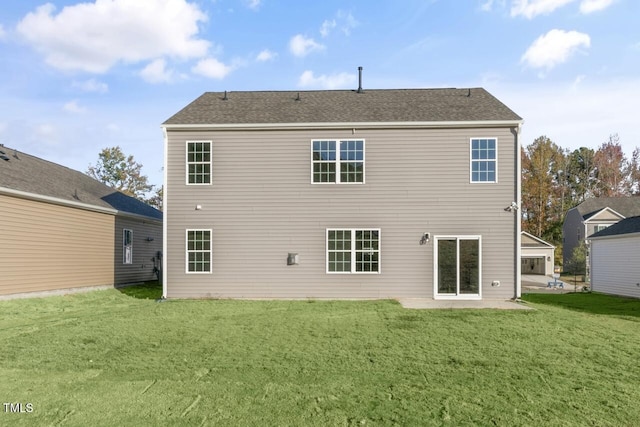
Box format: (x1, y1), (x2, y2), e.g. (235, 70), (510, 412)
(1, 290), (639, 426)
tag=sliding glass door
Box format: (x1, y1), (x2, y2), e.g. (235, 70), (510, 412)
(435, 236), (481, 298)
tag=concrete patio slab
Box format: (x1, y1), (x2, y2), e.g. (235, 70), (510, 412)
(397, 298), (532, 310)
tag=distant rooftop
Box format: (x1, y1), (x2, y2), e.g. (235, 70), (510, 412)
(163, 88), (522, 126)
(574, 197), (640, 220)
(590, 215), (640, 238)
(0, 146), (162, 220)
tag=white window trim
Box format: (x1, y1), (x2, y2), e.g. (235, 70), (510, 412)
(433, 235), (482, 300)
(326, 228), (381, 274)
(469, 137), (498, 184)
(311, 139), (366, 185)
(123, 229), (133, 265)
(186, 140), (212, 185)
(185, 229), (213, 274)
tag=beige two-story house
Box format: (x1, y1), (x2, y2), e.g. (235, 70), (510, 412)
(161, 88), (523, 300)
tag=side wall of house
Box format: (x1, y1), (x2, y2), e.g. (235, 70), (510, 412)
(0, 194), (114, 295)
(114, 216), (163, 285)
(165, 126), (518, 299)
(590, 236), (640, 299)
(563, 209), (583, 268)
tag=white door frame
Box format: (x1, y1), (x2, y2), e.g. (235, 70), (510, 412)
(433, 235), (482, 300)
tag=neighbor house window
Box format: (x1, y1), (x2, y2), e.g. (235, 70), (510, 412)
(123, 229), (133, 264)
(470, 138), (497, 183)
(327, 229), (380, 273)
(312, 140), (365, 183)
(186, 229), (212, 273)
(186, 141), (212, 184)
(594, 224), (610, 233)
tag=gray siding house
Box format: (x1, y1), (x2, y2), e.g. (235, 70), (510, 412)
(563, 197), (640, 278)
(162, 88), (523, 300)
(589, 216), (640, 299)
(0, 147), (163, 297)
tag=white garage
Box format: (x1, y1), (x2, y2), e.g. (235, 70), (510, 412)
(589, 216), (640, 299)
(521, 232), (555, 276)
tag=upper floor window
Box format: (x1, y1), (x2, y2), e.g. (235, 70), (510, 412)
(327, 229), (380, 273)
(470, 138), (497, 183)
(187, 141), (211, 185)
(312, 140), (365, 184)
(594, 224), (610, 233)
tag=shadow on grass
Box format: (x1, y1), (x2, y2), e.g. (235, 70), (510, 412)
(522, 292), (640, 318)
(117, 281), (162, 300)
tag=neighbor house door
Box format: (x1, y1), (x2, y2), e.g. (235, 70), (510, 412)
(434, 236), (481, 299)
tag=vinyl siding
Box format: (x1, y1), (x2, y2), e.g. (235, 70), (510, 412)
(165, 127), (518, 299)
(563, 209), (583, 268)
(590, 236), (640, 298)
(114, 216), (163, 285)
(0, 194), (114, 295)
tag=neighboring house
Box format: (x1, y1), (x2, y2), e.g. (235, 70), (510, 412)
(563, 197), (640, 278)
(589, 216), (640, 299)
(521, 231), (555, 276)
(0, 146), (163, 297)
(161, 87), (523, 300)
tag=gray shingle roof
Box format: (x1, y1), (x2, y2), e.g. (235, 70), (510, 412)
(575, 197), (640, 220)
(590, 216), (640, 238)
(163, 88), (522, 125)
(0, 146), (162, 220)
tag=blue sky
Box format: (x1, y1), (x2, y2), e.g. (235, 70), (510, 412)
(1, 0), (639, 188)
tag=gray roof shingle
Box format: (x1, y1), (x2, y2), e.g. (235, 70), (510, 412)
(163, 88), (522, 125)
(0, 146), (162, 220)
(575, 197), (640, 220)
(590, 216), (640, 238)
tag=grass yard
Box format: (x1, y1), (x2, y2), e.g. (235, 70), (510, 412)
(1, 289), (639, 426)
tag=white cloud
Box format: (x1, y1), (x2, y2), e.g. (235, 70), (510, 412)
(579, 0), (614, 13)
(320, 19), (336, 38)
(72, 78), (108, 93)
(521, 29), (590, 71)
(320, 11), (359, 37)
(256, 49), (277, 62)
(0, 24), (6, 40)
(245, 0), (262, 10)
(289, 34), (325, 57)
(140, 59), (174, 84)
(36, 124), (56, 138)
(298, 70), (356, 89)
(16, 0), (209, 73)
(336, 11), (359, 36)
(192, 58), (234, 79)
(511, 0), (575, 18)
(63, 100), (87, 114)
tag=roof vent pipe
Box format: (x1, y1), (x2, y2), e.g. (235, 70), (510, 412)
(357, 66), (364, 93)
(223, 90), (228, 100)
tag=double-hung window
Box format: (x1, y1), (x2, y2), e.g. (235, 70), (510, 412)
(312, 140), (365, 183)
(123, 229), (133, 264)
(186, 229), (212, 273)
(327, 229), (380, 273)
(470, 138), (497, 183)
(187, 141), (212, 184)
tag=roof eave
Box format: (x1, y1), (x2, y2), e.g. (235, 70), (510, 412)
(590, 231), (640, 240)
(0, 186), (117, 216)
(161, 119), (524, 131)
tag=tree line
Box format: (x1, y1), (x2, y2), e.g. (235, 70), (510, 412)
(522, 133), (640, 252)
